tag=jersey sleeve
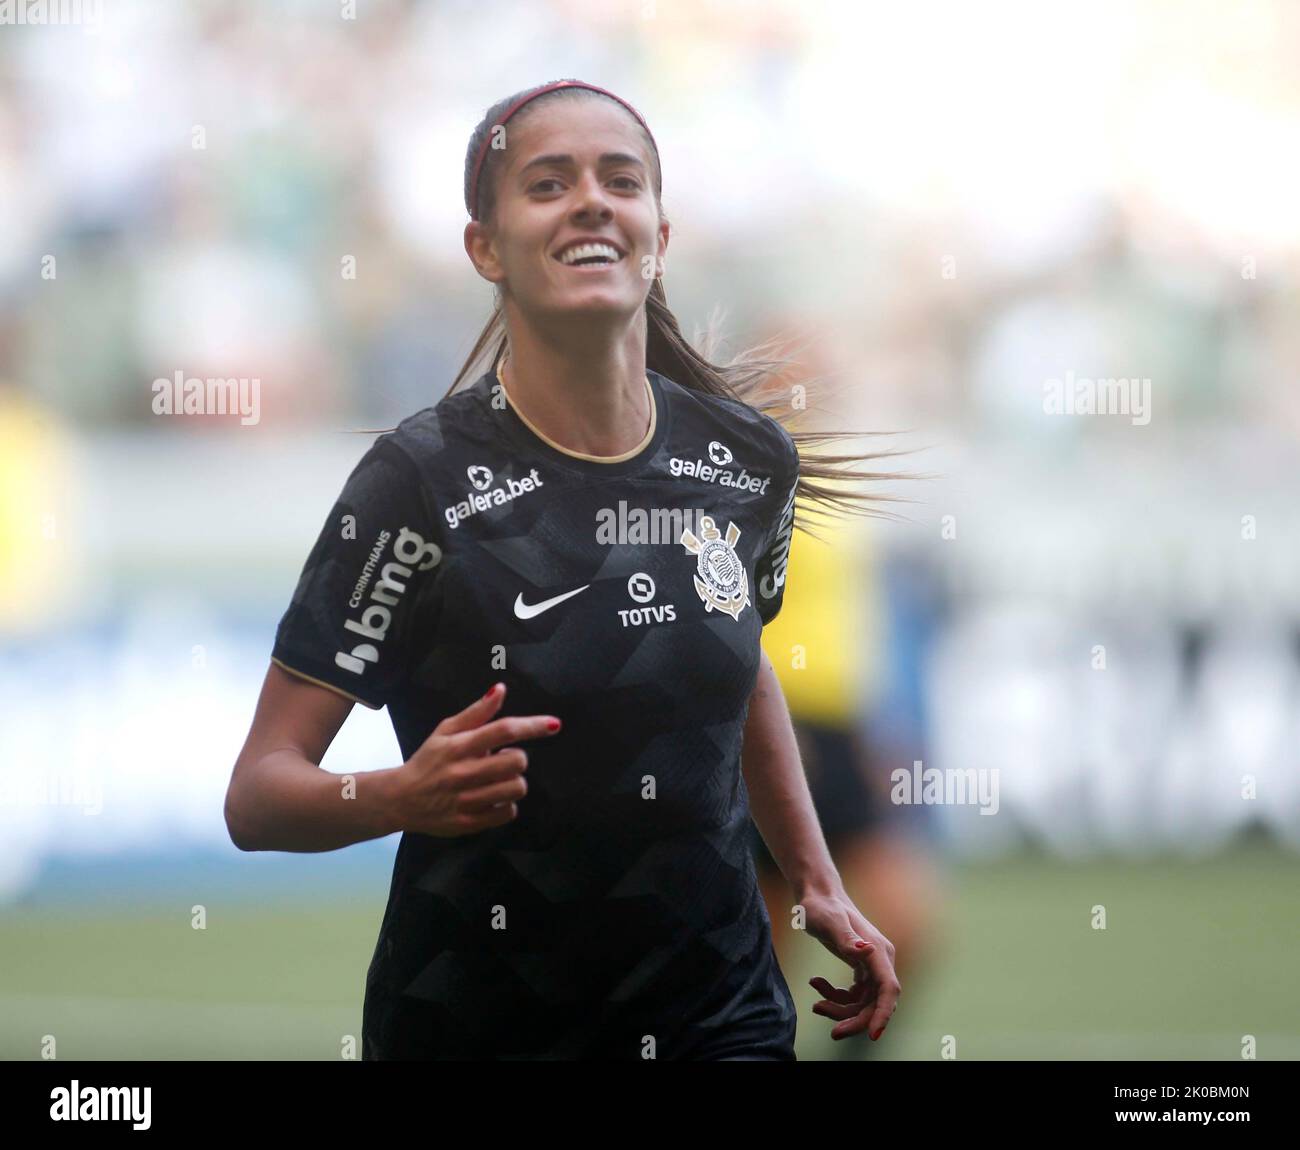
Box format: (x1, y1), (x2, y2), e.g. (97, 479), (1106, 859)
(270, 434), (442, 711)
(754, 423), (799, 626)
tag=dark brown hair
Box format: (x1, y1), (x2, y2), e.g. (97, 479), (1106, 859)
(365, 81), (926, 536)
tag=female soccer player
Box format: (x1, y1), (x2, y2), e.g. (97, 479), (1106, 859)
(224, 79), (902, 1060)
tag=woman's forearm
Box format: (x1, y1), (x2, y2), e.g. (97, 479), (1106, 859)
(226, 749), (402, 853)
(741, 651), (845, 901)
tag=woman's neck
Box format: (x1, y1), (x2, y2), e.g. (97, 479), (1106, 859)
(497, 336), (652, 459)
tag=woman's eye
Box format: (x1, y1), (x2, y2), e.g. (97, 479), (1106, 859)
(531, 176), (640, 194)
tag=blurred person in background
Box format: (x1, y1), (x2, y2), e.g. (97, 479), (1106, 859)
(750, 360), (946, 1059)
(0, 307), (78, 636)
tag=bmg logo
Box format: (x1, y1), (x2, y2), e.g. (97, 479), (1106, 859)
(335, 526), (441, 675)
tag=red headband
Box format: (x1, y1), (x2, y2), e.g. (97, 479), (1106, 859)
(467, 79), (658, 220)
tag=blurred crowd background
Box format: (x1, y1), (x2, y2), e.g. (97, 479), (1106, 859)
(1, 0), (1298, 1059)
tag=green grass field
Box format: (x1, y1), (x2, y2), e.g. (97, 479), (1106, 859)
(2, 837), (1297, 1060)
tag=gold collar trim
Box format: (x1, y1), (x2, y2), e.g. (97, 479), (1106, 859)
(495, 356), (656, 463)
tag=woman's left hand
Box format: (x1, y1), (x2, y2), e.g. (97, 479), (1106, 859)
(799, 888), (901, 1042)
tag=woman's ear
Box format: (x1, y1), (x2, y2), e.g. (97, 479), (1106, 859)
(464, 220), (504, 284)
(655, 214), (670, 277)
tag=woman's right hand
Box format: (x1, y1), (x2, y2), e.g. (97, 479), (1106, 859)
(389, 683), (560, 837)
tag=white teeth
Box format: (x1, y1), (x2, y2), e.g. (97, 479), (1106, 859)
(558, 242), (623, 265)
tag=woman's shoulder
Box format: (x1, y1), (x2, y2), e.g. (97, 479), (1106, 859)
(654, 370), (798, 476)
(378, 374), (497, 465)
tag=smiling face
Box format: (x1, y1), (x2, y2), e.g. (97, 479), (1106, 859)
(465, 97), (669, 325)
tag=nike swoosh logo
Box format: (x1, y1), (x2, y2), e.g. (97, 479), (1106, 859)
(513, 585), (590, 620)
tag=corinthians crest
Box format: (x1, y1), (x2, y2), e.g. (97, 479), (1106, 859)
(679, 516), (750, 620)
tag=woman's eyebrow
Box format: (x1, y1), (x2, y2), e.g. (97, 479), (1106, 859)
(519, 152), (647, 175)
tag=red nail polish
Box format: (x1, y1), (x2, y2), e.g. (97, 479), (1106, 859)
(546, 718), (561, 731)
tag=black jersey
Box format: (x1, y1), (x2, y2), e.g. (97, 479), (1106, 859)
(270, 362), (800, 1060)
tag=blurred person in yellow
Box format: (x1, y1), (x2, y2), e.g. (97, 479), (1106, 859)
(752, 479), (944, 1059)
(0, 381), (76, 635)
